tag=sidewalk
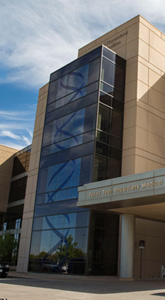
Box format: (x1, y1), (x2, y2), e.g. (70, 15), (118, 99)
(0, 271), (164, 300)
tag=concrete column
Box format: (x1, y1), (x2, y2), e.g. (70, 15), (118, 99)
(120, 214), (135, 279)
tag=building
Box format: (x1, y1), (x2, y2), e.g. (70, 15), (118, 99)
(0, 145), (31, 264)
(0, 15), (164, 279)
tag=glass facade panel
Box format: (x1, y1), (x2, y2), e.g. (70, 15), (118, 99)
(34, 200), (88, 218)
(103, 47), (116, 62)
(29, 46), (126, 275)
(43, 104), (97, 148)
(33, 212), (89, 231)
(88, 211), (119, 276)
(29, 226), (88, 274)
(94, 47), (125, 183)
(41, 131), (95, 157)
(36, 188), (78, 205)
(2, 205), (23, 230)
(100, 81), (123, 101)
(101, 57), (115, 87)
(12, 145), (31, 177)
(9, 176), (27, 203)
(29, 47), (101, 274)
(47, 82), (99, 112)
(48, 58), (100, 104)
(46, 91), (98, 123)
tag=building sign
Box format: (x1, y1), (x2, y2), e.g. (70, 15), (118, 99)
(89, 178), (163, 198)
(106, 31), (128, 48)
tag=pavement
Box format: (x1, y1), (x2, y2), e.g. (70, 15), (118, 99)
(0, 271), (165, 300)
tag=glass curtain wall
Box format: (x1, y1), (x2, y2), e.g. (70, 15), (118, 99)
(29, 46), (126, 275)
(94, 46), (126, 181)
(88, 46), (126, 275)
(29, 47), (102, 274)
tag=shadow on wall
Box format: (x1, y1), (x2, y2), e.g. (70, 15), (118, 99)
(122, 72), (165, 175)
(0, 153), (15, 213)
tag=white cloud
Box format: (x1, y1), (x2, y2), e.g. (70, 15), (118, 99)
(0, 130), (21, 140)
(22, 136), (31, 145)
(0, 110), (34, 121)
(26, 128), (33, 138)
(0, 0), (165, 150)
(0, 0), (164, 88)
(0, 108), (35, 149)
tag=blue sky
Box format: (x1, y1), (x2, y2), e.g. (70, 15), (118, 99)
(0, 0), (165, 149)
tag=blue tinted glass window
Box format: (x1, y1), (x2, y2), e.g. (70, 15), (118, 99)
(103, 47), (116, 63)
(48, 58), (100, 104)
(79, 155), (93, 185)
(41, 131), (95, 157)
(37, 158), (82, 195)
(43, 104), (97, 148)
(34, 199), (87, 217)
(45, 91), (98, 124)
(101, 57), (115, 87)
(43, 109), (85, 147)
(40, 141), (94, 169)
(84, 104), (97, 132)
(47, 82), (99, 113)
(30, 47), (103, 275)
(100, 81), (123, 101)
(33, 211), (89, 231)
(30, 227), (88, 264)
(48, 64), (89, 104)
(36, 188), (78, 204)
(88, 58), (100, 84)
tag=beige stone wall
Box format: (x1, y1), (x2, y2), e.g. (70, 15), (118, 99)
(17, 83), (49, 273)
(0, 145), (17, 212)
(78, 15), (165, 176)
(135, 218), (165, 278)
(78, 16), (165, 279)
(124, 16), (165, 176)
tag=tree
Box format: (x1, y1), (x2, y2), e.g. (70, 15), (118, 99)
(56, 234), (85, 264)
(0, 233), (18, 262)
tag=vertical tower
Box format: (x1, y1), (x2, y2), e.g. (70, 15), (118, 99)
(23, 45), (125, 275)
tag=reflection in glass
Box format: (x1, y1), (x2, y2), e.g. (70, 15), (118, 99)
(101, 57), (115, 87)
(48, 64), (89, 104)
(100, 81), (123, 101)
(94, 155), (121, 181)
(100, 91), (113, 107)
(34, 199), (87, 218)
(103, 47), (116, 63)
(30, 46), (125, 276)
(98, 104), (123, 139)
(33, 211), (89, 231)
(87, 211), (119, 276)
(36, 188), (78, 204)
(43, 104), (97, 148)
(41, 131), (95, 157)
(98, 104), (111, 133)
(37, 158), (81, 194)
(47, 82), (98, 113)
(29, 227), (88, 274)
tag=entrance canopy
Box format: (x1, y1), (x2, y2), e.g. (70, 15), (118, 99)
(77, 169), (165, 222)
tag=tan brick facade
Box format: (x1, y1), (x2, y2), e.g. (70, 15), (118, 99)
(0, 145), (17, 212)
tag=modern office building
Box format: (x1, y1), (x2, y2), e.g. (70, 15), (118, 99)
(0, 145), (31, 263)
(0, 15), (164, 279)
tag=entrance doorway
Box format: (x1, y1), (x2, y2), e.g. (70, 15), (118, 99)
(87, 210), (119, 275)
